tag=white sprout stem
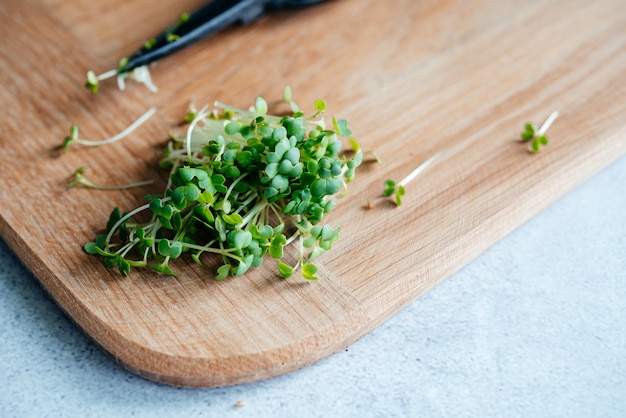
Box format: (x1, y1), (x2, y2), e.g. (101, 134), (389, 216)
(398, 152), (443, 187)
(76, 107), (157, 147)
(238, 199), (269, 228)
(223, 174), (248, 203)
(285, 229), (301, 246)
(536, 111), (560, 136)
(186, 105), (210, 160)
(83, 179), (154, 190)
(96, 69), (118, 80)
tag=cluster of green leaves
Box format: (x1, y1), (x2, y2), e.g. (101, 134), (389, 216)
(382, 179), (405, 206)
(520, 111), (559, 153)
(84, 94), (362, 280)
(520, 123), (548, 153)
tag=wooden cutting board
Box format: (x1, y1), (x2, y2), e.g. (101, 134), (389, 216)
(1, 0), (625, 387)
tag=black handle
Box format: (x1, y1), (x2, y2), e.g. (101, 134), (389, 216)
(123, 0), (267, 73)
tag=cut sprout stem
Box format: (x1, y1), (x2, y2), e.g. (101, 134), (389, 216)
(536, 111), (560, 136)
(68, 166), (154, 190)
(62, 107), (156, 150)
(397, 152), (442, 188)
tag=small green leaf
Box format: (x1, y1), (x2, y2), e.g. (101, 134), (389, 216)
(158, 239), (183, 258)
(117, 57), (130, 73)
(166, 33), (180, 42)
(184, 183), (201, 201)
(152, 262), (175, 276)
(269, 234), (287, 258)
(222, 212), (243, 225)
(314, 99), (326, 113)
(383, 179), (396, 197)
(85, 71), (99, 94)
(144, 37), (157, 51)
(302, 263), (319, 281)
(84, 242), (98, 254)
(265, 162), (279, 178)
(117, 257), (131, 277)
(303, 237), (316, 248)
(197, 190), (214, 204)
(278, 262), (294, 279)
(84, 242), (103, 255)
(178, 12), (190, 24)
(521, 123), (535, 141)
(255, 97), (268, 114)
(225, 122), (241, 135)
(333, 117), (352, 136)
(228, 230), (253, 249)
(396, 185), (406, 206)
(215, 264), (230, 280)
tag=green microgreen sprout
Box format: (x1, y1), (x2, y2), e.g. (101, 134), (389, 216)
(62, 107), (156, 150)
(144, 38), (157, 51)
(166, 33), (180, 43)
(68, 166), (153, 190)
(377, 152), (442, 207)
(178, 12), (190, 25)
(521, 111), (559, 153)
(282, 85), (300, 113)
(79, 88), (363, 280)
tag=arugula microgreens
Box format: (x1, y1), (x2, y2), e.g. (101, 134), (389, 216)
(82, 89), (363, 280)
(521, 111), (559, 153)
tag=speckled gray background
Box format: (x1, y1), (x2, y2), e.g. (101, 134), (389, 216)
(1, 155), (625, 418)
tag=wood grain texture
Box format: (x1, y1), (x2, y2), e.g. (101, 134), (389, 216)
(1, 0), (625, 387)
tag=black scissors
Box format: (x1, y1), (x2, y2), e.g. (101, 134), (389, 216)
(119, 0), (328, 74)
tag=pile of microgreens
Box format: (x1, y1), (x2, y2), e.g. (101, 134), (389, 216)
(521, 111), (559, 153)
(73, 88), (363, 280)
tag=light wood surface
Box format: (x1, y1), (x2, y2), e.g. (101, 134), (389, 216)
(1, 0), (625, 387)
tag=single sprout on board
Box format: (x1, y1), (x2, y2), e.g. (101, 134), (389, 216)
(68, 166), (154, 190)
(62, 108), (156, 150)
(521, 111), (559, 153)
(76, 88), (363, 280)
(380, 152), (442, 207)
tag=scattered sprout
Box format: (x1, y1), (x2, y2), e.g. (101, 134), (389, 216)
(78, 90), (362, 280)
(68, 166), (153, 190)
(144, 38), (157, 51)
(381, 152), (442, 206)
(62, 107), (156, 150)
(521, 111), (559, 153)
